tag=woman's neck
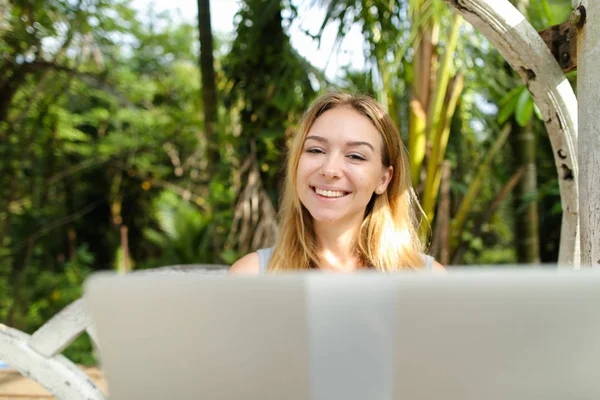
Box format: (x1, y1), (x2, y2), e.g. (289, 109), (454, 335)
(313, 216), (364, 272)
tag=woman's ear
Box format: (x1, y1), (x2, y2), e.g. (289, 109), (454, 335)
(377, 166), (393, 194)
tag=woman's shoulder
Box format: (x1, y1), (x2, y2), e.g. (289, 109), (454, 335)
(421, 253), (445, 272)
(229, 247), (275, 274)
(431, 259), (445, 271)
(228, 252), (260, 275)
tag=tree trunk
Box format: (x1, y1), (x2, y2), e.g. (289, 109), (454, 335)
(431, 161), (451, 265)
(197, 0), (219, 167)
(408, 3), (436, 189)
(508, 0), (539, 266)
(511, 120), (540, 263)
(577, 0), (600, 267)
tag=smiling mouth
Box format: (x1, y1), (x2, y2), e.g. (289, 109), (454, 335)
(311, 186), (350, 198)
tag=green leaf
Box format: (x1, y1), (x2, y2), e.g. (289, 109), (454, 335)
(497, 86), (523, 125)
(143, 228), (168, 247)
(499, 85), (524, 107)
(515, 89), (534, 127)
(545, 0), (573, 26)
(57, 127), (89, 142)
(534, 103), (543, 120)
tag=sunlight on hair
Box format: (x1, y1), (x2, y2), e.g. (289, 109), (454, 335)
(389, 227), (411, 247)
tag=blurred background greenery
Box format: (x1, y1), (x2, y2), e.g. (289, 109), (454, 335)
(0, 0), (574, 364)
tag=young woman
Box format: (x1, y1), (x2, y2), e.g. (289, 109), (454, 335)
(229, 92), (443, 274)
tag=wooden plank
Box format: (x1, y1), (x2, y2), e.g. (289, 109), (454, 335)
(0, 366), (107, 399)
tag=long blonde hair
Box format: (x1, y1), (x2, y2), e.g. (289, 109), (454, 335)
(268, 92), (427, 272)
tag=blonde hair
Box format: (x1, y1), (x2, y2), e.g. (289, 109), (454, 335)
(268, 92), (427, 272)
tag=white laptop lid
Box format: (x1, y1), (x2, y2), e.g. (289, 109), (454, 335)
(84, 268), (600, 400)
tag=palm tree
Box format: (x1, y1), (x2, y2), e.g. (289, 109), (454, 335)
(222, 0), (317, 255)
(197, 0), (219, 168)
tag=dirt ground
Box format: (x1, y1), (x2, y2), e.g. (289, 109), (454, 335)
(0, 366), (107, 399)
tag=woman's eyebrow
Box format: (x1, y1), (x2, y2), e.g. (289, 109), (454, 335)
(347, 141), (375, 152)
(306, 135), (374, 152)
(305, 135), (328, 143)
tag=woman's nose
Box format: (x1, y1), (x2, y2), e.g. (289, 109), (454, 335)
(320, 154), (343, 178)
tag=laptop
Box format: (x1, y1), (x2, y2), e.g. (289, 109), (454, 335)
(84, 267), (600, 399)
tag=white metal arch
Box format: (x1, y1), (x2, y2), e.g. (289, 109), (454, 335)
(0, 324), (106, 400)
(443, 0), (580, 266)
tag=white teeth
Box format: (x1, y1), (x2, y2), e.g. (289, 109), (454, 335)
(315, 188), (346, 198)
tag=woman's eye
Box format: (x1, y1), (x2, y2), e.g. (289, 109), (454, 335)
(348, 154), (366, 161)
(306, 148), (324, 154)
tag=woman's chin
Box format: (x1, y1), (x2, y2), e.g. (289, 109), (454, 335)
(308, 212), (342, 224)
(306, 204), (370, 224)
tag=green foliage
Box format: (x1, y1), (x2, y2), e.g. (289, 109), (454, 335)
(222, 0), (316, 183)
(523, 0), (573, 30)
(498, 85), (542, 127)
(26, 246), (94, 329)
(141, 191), (230, 267)
(64, 333), (97, 366)
(0, 0), (222, 364)
(0, 245), (96, 363)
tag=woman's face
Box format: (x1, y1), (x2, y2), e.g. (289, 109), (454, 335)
(296, 107), (393, 226)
